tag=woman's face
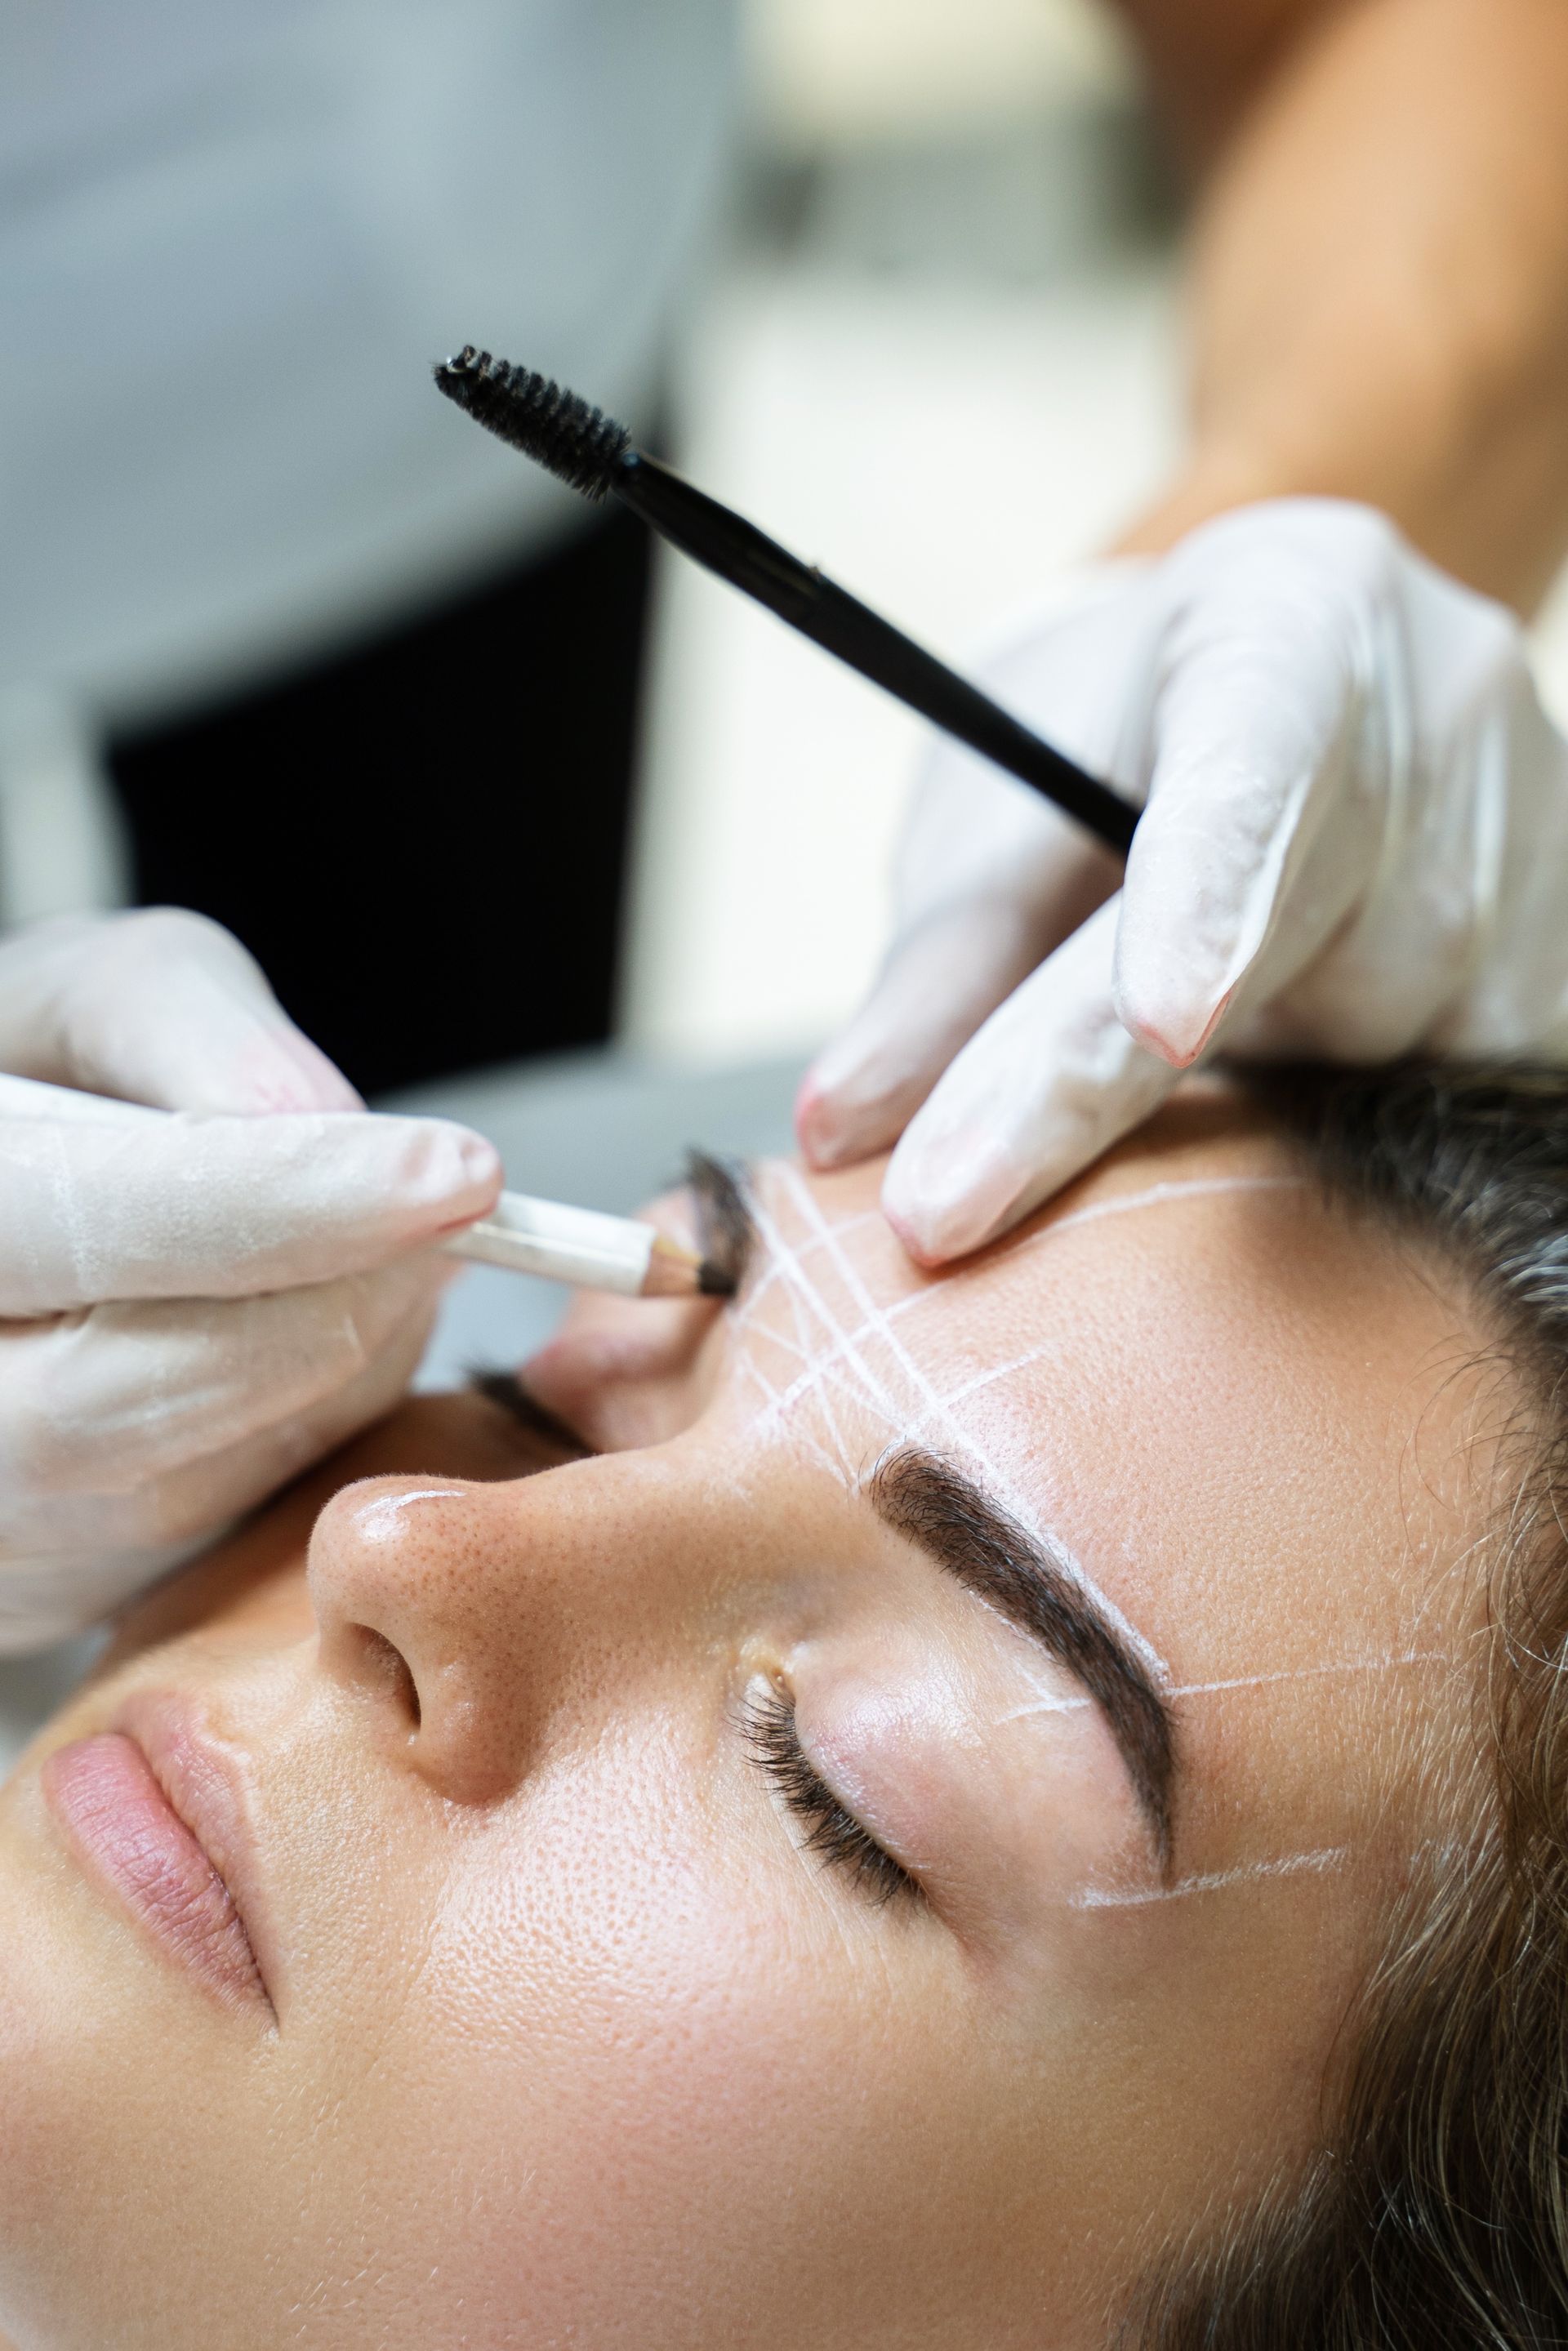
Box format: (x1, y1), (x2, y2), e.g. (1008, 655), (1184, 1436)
(0, 1097), (1494, 2350)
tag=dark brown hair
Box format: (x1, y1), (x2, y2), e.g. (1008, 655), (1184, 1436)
(1129, 1063), (1568, 2349)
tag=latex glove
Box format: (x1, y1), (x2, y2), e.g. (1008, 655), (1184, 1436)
(798, 498), (1568, 1261)
(0, 909), (502, 1650)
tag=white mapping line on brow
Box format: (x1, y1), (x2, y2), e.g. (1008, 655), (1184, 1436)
(741, 1350), (848, 1481)
(727, 1207), (885, 1338)
(1071, 1846), (1351, 1909)
(742, 1179), (1309, 1556)
(998, 1650), (1455, 1723)
(762, 1211), (884, 1483)
(737, 1354), (853, 1486)
(746, 1292), (926, 1432)
(742, 1194), (911, 1485)
(773, 1169), (1009, 1480)
(746, 1187), (912, 1446)
(776, 1165), (1169, 1682)
(746, 1302), (914, 1457)
(765, 1356), (908, 1472)
(736, 1280), (909, 1483)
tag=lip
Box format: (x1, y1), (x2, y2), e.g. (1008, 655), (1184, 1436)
(42, 1691), (274, 2019)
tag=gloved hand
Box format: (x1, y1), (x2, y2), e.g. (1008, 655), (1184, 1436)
(798, 498), (1568, 1260)
(0, 909), (501, 1650)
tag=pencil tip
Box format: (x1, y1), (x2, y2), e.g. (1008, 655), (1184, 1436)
(697, 1258), (739, 1300)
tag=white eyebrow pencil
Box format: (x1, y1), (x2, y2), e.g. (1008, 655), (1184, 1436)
(0, 1074), (725, 1300)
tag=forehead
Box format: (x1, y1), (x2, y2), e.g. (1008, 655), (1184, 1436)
(723, 1096), (1481, 1685)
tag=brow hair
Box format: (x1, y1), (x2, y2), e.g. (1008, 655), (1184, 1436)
(685, 1151), (757, 1296)
(468, 1369), (591, 1458)
(869, 1446), (1176, 1872)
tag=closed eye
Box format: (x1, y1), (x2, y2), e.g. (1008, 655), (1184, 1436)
(742, 1684), (920, 1912)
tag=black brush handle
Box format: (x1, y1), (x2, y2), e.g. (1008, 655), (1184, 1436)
(612, 449), (1138, 860)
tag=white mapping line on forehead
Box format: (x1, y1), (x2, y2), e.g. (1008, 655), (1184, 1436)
(917, 1342), (1064, 1421)
(737, 1180), (1302, 1334)
(733, 1200), (906, 1501)
(737, 1349), (863, 1488)
(1172, 1651), (1454, 1698)
(999, 1650), (1455, 1722)
(726, 1205), (886, 1339)
(736, 1175), (1307, 1449)
(1013, 1173), (1310, 1255)
(735, 1177), (1307, 1681)
(1071, 1846), (1351, 1910)
(774, 1165), (1169, 1683)
(746, 1293), (922, 1432)
(744, 1187), (915, 1469)
(746, 1297), (915, 1454)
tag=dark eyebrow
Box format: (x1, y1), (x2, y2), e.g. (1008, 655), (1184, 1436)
(684, 1151), (759, 1297)
(867, 1448), (1175, 1872)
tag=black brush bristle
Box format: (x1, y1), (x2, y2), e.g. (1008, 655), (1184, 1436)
(688, 1151), (751, 1298)
(434, 346), (631, 501)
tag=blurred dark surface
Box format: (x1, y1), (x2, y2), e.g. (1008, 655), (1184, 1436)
(109, 509), (653, 1098)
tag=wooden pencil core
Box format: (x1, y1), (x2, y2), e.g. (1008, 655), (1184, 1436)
(641, 1231), (706, 1298)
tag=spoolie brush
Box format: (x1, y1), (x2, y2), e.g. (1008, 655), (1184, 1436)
(439, 351), (632, 497)
(434, 346), (1139, 857)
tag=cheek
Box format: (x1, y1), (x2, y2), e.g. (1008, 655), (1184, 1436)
(0, 1843), (297, 2341)
(332, 1748), (1036, 2340)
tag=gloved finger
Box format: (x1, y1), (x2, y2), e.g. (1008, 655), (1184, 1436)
(1214, 850), (1461, 1066)
(0, 1110), (501, 1314)
(895, 563), (1163, 902)
(1219, 630), (1563, 1064)
(0, 909), (362, 1114)
(0, 1282), (440, 1650)
(800, 571), (1165, 1171)
(0, 1249), (451, 1509)
(880, 897), (1178, 1263)
(1111, 560), (1383, 1069)
(798, 843), (1116, 1169)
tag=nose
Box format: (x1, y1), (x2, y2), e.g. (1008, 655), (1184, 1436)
(307, 1458), (691, 1805)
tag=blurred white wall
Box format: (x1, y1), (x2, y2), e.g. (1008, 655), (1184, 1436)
(622, 0), (1174, 1063)
(621, 266), (1181, 1062)
(751, 0), (1134, 135)
(623, 0), (1568, 1066)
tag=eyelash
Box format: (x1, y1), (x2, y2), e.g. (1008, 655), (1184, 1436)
(741, 1685), (920, 1911)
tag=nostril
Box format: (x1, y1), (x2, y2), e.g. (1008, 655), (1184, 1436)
(346, 1624), (421, 1730)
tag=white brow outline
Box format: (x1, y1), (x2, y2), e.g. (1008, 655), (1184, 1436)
(999, 1649), (1454, 1722)
(730, 1171), (1316, 1684)
(1071, 1845), (1351, 1909)
(763, 1164), (1169, 1682)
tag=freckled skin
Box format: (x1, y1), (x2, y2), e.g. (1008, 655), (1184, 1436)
(0, 1095), (1503, 2350)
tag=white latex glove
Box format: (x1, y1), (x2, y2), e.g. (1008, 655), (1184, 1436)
(0, 909), (502, 1650)
(798, 498), (1568, 1260)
